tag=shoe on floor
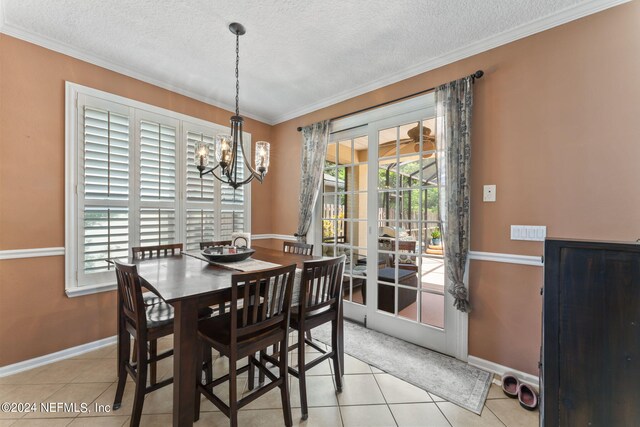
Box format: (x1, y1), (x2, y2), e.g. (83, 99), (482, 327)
(517, 383), (539, 410)
(501, 373), (519, 398)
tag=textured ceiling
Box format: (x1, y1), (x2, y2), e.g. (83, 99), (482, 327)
(0, 0), (627, 123)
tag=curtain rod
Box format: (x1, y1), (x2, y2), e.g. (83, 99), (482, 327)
(296, 70), (484, 132)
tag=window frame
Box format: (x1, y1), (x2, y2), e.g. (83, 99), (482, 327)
(65, 82), (251, 297)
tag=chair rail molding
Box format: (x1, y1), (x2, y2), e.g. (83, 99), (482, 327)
(468, 251), (543, 267)
(0, 247), (65, 260)
(252, 234), (297, 241)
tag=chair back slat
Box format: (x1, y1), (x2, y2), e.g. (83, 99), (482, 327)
(299, 255), (346, 317)
(230, 264), (297, 340)
(114, 261), (146, 328)
(200, 240), (233, 250)
(132, 243), (183, 260)
(283, 241), (314, 256)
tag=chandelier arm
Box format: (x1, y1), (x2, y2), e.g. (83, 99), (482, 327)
(198, 164), (220, 177)
(237, 130), (263, 178)
(234, 122), (241, 184)
(202, 167), (234, 185)
(231, 171), (260, 187)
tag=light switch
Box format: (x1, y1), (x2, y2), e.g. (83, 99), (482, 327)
(511, 225), (546, 241)
(483, 185), (496, 202)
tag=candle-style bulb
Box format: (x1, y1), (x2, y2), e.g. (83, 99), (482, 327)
(215, 134), (233, 168)
(194, 142), (209, 169)
(255, 141), (270, 174)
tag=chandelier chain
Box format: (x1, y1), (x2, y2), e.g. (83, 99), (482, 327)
(235, 33), (240, 116)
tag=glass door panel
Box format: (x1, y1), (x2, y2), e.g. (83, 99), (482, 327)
(322, 135), (369, 308)
(365, 109), (452, 356)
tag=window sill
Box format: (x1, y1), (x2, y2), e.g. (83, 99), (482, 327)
(65, 282), (116, 298)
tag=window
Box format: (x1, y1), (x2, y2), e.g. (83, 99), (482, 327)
(65, 83), (251, 296)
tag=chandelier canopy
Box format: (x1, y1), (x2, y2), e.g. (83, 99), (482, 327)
(195, 22), (269, 189)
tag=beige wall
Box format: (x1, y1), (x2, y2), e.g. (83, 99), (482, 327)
(2, 2), (640, 373)
(0, 35), (273, 365)
(270, 2), (640, 374)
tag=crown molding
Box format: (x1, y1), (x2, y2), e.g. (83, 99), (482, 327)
(270, 0), (630, 124)
(0, 5), (272, 125)
(1, 0), (630, 126)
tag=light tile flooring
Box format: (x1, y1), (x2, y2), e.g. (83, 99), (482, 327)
(0, 336), (539, 426)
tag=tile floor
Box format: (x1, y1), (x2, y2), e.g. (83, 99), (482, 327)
(0, 335), (539, 426)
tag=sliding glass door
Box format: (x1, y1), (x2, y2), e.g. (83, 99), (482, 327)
(317, 100), (462, 357)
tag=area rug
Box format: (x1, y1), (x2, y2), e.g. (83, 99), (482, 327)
(313, 320), (491, 414)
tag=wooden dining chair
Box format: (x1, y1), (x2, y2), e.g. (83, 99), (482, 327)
(131, 242), (183, 259)
(195, 264), (297, 427)
(200, 240), (232, 250)
(262, 255), (346, 420)
(281, 240), (314, 344)
(283, 241), (314, 256)
(112, 261), (213, 427)
(128, 243), (183, 375)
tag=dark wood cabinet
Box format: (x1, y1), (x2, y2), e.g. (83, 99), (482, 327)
(542, 239), (640, 427)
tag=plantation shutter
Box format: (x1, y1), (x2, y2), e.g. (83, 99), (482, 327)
(80, 106), (130, 279)
(184, 128), (219, 249)
(139, 119), (177, 246)
(82, 207), (129, 272)
(185, 209), (216, 250)
(220, 210), (245, 239)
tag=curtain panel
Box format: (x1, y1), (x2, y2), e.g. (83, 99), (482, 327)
(435, 76), (474, 313)
(295, 120), (331, 243)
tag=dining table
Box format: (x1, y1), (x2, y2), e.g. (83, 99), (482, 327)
(124, 245), (344, 427)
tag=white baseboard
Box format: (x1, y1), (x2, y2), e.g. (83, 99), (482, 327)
(468, 355), (539, 389)
(0, 335), (117, 378)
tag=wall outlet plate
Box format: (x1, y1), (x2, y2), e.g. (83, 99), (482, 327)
(511, 225), (546, 241)
(483, 185), (496, 202)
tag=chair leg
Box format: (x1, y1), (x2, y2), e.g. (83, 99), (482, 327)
(298, 328), (308, 420)
(113, 330), (130, 410)
(331, 320), (343, 392)
(130, 340), (148, 427)
(131, 339), (137, 363)
(248, 353), (256, 391)
(280, 335), (293, 427)
(149, 340), (157, 386)
(194, 342), (205, 422)
(229, 357), (238, 427)
(203, 345), (213, 386)
(258, 350), (267, 385)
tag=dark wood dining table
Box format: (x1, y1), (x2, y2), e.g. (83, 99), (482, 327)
(126, 246), (344, 427)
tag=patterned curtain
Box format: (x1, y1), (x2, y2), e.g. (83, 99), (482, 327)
(435, 76), (474, 313)
(295, 120), (331, 243)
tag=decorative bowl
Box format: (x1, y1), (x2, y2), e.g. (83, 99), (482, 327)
(201, 246), (255, 263)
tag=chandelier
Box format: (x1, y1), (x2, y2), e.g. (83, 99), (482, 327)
(194, 22), (270, 189)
